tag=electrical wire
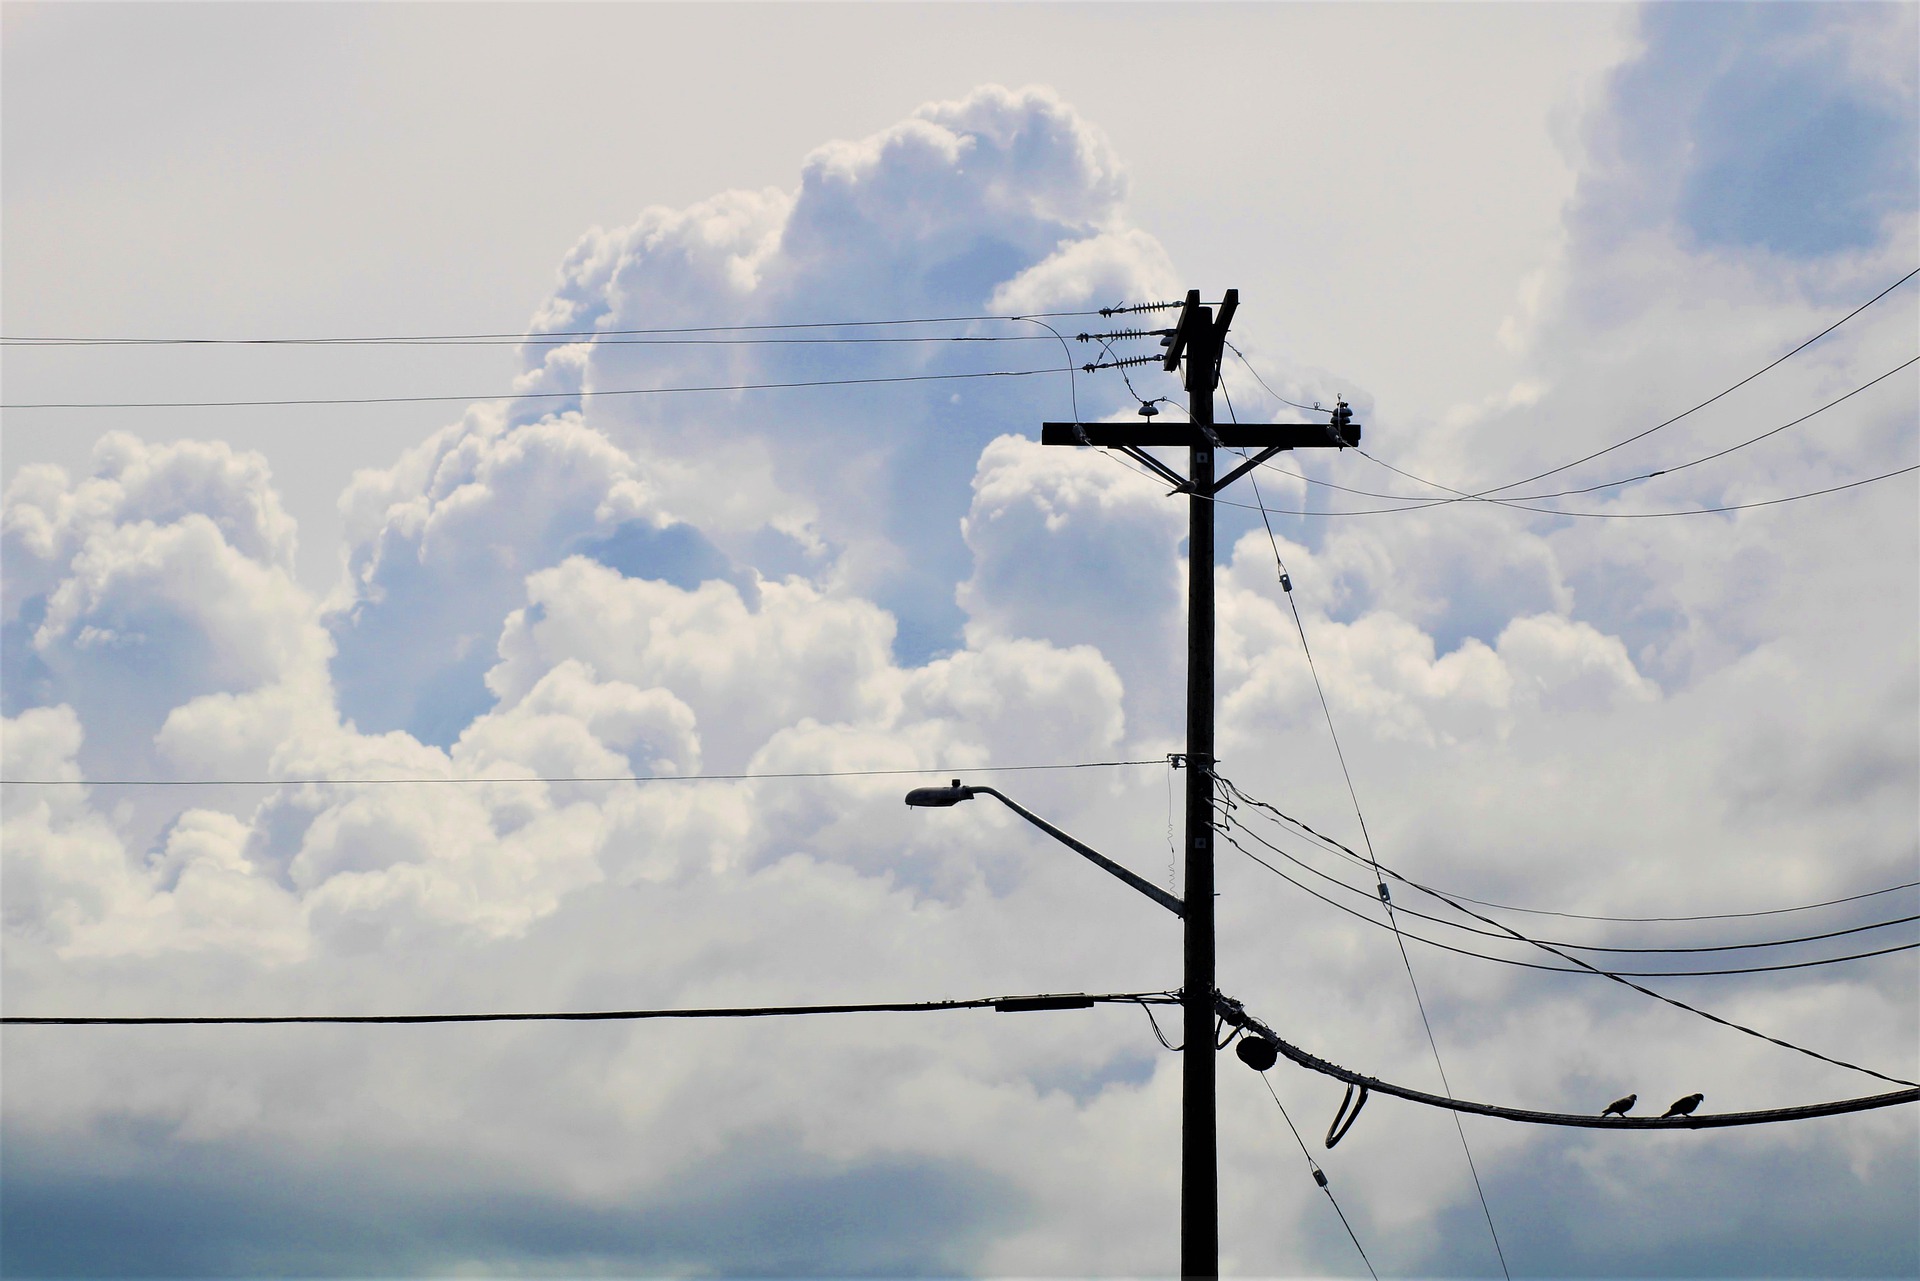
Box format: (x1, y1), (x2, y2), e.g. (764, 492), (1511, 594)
(1205, 463), (1918, 520)
(1256, 1071), (1380, 1280)
(1477, 266), (1920, 497)
(1218, 819), (1919, 977)
(1206, 782), (1918, 925)
(1218, 386), (1511, 1281)
(0, 990), (1180, 1026)
(1, 365), (1061, 411)
(1216, 775), (1920, 1090)
(0, 757), (1168, 788)
(0, 309), (1120, 347)
(1222, 1002), (1920, 1130)
(1435, 879), (1920, 925)
(1240, 355), (1919, 509)
(1219, 814), (1919, 956)
(6, 334), (1058, 350)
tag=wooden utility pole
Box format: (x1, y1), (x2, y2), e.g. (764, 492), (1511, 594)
(1042, 289), (1358, 1278)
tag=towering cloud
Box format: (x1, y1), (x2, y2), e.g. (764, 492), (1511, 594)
(4, 38), (1915, 1276)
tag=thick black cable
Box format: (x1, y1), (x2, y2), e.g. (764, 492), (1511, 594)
(1223, 1004), (1920, 1130)
(1257, 1072), (1380, 1281)
(1, 990), (1179, 1027)
(1219, 390), (1511, 1281)
(1218, 776), (1920, 1090)
(1, 366), (1058, 411)
(1219, 820), (1920, 977)
(7, 334), (1055, 350)
(0, 757), (1167, 787)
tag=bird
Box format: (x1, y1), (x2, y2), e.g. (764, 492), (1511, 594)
(1661, 1093), (1704, 1118)
(1600, 1093), (1636, 1117)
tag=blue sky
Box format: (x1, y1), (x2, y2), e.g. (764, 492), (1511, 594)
(3, 3), (1916, 1277)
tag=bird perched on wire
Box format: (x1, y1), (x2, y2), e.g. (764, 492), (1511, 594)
(1661, 1093), (1704, 1118)
(1600, 1093), (1636, 1117)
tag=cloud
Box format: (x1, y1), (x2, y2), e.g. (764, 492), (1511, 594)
(4, 55), (1916, 1279)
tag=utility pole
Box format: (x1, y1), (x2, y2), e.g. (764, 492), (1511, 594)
(1041, 289), (1358, 1278)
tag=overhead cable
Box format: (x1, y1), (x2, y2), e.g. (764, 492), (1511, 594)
(1221, 817), (1918, 956)
(1476, 265), (1920, 496)
(0, 309), (1118, 347)
(1215, 396), (1511, 1281)
(1208, 780), (1917, 924)
(0, 757), (1168, 788)
(1221, 1002), (1920, 1130)
(1206, 462), (1918, 520)
(1255, 1072), (1380, 1280)
(1, 365), (1061, 411)
(1216, 775), (1920, 1090)
(1218, 820), (1919, 977)
(1246, 355), (1919, 510)
(2, 990), (1179, 1027)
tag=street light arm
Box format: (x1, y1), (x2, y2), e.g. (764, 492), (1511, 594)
(967, 786), (1185, 918)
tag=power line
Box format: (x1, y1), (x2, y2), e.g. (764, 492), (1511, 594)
(1205, 784), (1917, 925)
(1216, 775), (1920, 1090)
(1476, 265), (1920, 497)
(0, 757), (1168, 788)
(1436, 879), (1920, 925)
(0, 365), (1062, 411)
(0, 990), (1179, 1027)
(1218, 815), (1919, 956)
(0, 309), (1119, 347)
(1206, 462), (1918, 520)
(1215, 392), (1511, 1280)
(1218, 819), (1919, 977)
(5, 334), (1057, 350)
(1221, 1002), (1920, 1130)
(1246, 355), (1918, 509)
(1254, 1072), (1380, 1280)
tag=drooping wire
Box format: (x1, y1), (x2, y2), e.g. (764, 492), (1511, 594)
(1206, 811), (1919, 956)
(1217, 776), (1920, 1091)
(1225, 1001), (1920, 1130)
(1207, 786), (1918, 925)
(1217, 382), (1512, 1281)
(1477, 266), (1920, 497)
(1256, 1070), (1380, 1280)
(1305, 267), (1920, 508)
(1204, 462), (1919, 521)
(1240, 355), (1919, 510)
(1217, 818), (1919, 977)
(1431, 879), (1920, 925)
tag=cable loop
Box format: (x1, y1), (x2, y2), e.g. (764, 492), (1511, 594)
(1326, 1083), (1370, 1149)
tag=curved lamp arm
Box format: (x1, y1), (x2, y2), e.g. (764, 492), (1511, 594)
(905, 780), (1184, 918)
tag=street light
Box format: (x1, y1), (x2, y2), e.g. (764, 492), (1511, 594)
(904, 779), (1183, 918)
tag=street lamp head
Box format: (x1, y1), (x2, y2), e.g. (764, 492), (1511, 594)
(904, 779), (976, 808)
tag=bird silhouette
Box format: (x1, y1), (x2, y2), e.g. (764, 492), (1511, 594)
(1661, 1093), (1704, 1118)
(1600, 1093), (1636, 1117)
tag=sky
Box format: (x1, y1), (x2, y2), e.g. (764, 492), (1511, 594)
(2, 3), (1917, 1278)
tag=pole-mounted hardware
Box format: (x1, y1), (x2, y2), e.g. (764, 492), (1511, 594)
(1040, 288), (1359, 1279)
